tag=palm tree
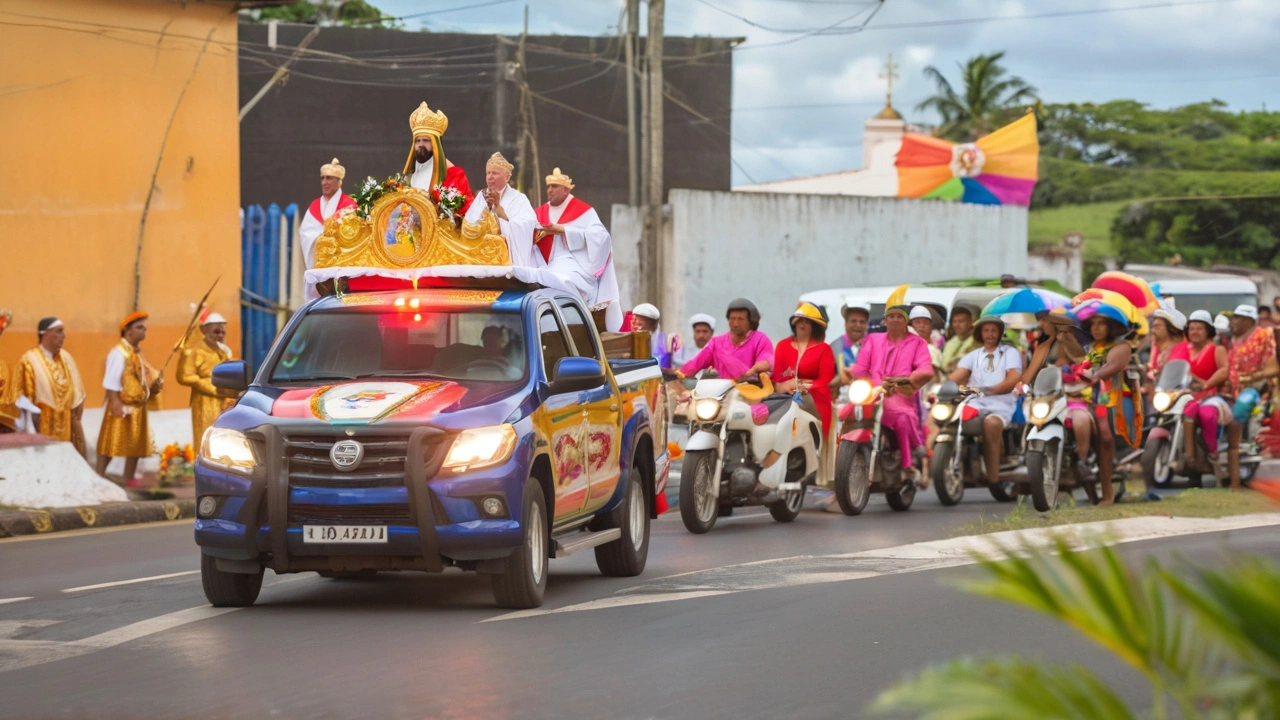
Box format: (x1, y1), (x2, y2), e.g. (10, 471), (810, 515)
(915, 51), (1038, 141)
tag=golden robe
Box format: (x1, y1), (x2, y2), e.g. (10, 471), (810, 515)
(97, 341), (160, 459)
(15, 347), (87, 450)
(0, 359), (17, 431)
(178, 340), (236, 447)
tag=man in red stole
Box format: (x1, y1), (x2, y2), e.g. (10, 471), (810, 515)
(403, 101), (472, 216)
(298, 158), (357, 270)
(528, 168), (622, 331)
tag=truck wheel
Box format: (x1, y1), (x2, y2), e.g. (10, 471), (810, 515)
(1027, 441), (1060, 512)
(594, 466), (650, 577)
(931, 441), (964, 506)
(767, 451), (806, 523)
(491, 478), (549, 609)
(833, 441), (870, 516)
(201, 553), (263, 607)
(680, 450), (719, 534)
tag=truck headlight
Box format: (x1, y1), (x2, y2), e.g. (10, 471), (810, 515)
(201, 428), (258, 472)
(930, 403), (953, 422)
(1031, 401), (1051, 420)
(443, 424), (518, 471)
(694, 398), (722, 421)
(848, 380), (873, 405)
(1153, 391), (1173, 413)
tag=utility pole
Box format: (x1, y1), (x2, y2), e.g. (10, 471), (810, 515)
(642, 0), (664, 307)
(515, 5), (529, 193)
(624, 0), (639, 207)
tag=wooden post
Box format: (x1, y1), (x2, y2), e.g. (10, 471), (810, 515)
(625, 0), (639, 207)
(643, 0), (664, 307)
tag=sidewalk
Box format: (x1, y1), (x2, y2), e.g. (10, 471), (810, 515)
(0, 499), (195, 539)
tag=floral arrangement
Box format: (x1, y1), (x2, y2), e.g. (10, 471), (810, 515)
(352, 174), (410, 218)
(158, 442), (196, 486)
(431, 184), (467, 221)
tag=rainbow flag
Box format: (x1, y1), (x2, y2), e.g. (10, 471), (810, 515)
(895, 112), (1039, 206)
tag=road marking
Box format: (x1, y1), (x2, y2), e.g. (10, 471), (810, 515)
(0, 597), (33, 605)
(485, 512), (1280, 622)
(62, 570), (199, 594)
(0, 519), (192, 544)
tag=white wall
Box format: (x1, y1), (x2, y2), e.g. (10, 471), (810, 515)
(615, 190), (1027, 342)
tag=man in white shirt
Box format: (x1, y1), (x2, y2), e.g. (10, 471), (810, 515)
(462, 152), (537, 255)
(948, 315), (1023, 487)
(298, 158), (356, 270)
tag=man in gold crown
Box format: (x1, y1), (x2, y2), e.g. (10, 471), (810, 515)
(527, 168), (622, 331)
(299, 158), (357, 270)
(96, 312), (163, 484)
(14, 317), (87, 451)
(178, 312), (238, 448)
(462, 152), (536, 249)
(403, 101), (472, 215)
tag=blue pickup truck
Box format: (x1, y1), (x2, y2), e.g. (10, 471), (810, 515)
(194, 285), (669, 609)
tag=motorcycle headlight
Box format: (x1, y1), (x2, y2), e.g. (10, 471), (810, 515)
(930, 403), (953, 422)
(848, 379), (873, 405)
(694, 398), (722, 422)
(1153, 392), (1173, 413)
(201, 427), (259, 472)
(1031, 401), (1051, 420)
(443, 424), (518, 471)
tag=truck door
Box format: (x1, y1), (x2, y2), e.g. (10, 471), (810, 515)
(537, 307), (590, 523)
(556, 299), (622, 515)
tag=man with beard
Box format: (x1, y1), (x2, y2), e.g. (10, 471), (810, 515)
(402, 101), (472, 215)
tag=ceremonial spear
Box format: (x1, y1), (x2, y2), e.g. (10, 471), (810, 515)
(161, 276), (221, 374)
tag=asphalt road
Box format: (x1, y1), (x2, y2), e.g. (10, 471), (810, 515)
(0, 485), (1275, 719)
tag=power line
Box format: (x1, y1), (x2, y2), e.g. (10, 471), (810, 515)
(860, 0), (1238, 31)
(693, 0), (879, 34)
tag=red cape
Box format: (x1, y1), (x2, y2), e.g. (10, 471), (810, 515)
(307, 193), (357, 223)
(533, 197), (593, 262)
(443, 165), (473, 215)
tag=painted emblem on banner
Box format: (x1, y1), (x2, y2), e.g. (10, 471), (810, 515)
(311, 382), (424, 422)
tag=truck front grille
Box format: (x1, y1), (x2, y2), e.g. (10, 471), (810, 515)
(283, 435), (410, 488)
(288, 503), (414, 525)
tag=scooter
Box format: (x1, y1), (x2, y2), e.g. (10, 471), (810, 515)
(1023, 367), (1103, 511)
(928, 382), (1022, 506)
(679, 377), (820, 534)
(832, 377), (921, 515)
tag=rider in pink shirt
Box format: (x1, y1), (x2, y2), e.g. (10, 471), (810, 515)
(850, 305), (936, 486)
(677, 298), (773, 383)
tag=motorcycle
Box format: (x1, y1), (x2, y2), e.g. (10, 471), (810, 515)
(1022, 367), (1103, 511)
(679, 377), (820, 534)
(928, 382), (1021, 506)
(832, 377), (921, 515)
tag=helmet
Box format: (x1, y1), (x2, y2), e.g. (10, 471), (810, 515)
(1151, 308), (1186, 332)
(841, 301), (870, 319)
(726, 298), (760, 324)
(791, 301), (828, 330)
(689, 312), (716, 331)
(1084, 304), (1133, 339)
(632, 303), (660, 321)
(973, 314), (1006, 336)
(1233, 304), (1259, 321)
(908, 306), (932, 322)
(1188, 309), (1216, 338)
(1214, 313), (1231, 335)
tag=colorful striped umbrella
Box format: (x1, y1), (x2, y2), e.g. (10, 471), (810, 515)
(1091, 271), (1160, 316)
(982, 287), (1073, 317)
(895, 112), (1039, 206)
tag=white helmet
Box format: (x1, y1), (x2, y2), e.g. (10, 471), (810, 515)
(1214, 313), (1231, 335)
(909, 305), (932, 322)
(632, 303), (660, 321)
(1151, 308), (1186, 332)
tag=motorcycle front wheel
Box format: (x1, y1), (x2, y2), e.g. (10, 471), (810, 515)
(930, 441), (964, 506)
(1141, 435), (1174, 487)
(1027, 439), (1060, 512)
(679, 450), (719, 534)
(833, 442), (870, 516)
(767, 451), (806, 523)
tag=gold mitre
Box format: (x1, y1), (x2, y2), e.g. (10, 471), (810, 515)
(545, 167), (574, 189)
(409, 101), (448, 139)
(320, 157), (345, 179)
(486, 152), (514, 173)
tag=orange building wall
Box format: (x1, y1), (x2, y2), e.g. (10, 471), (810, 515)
(0, 0), (243, 410)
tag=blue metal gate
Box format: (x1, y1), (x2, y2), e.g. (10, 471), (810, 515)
(240, 202), (298, 371)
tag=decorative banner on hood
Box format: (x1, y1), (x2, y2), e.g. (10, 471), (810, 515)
(271, 381), (467, 424)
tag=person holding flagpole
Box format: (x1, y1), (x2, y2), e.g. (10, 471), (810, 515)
(177, 312), (238, 448)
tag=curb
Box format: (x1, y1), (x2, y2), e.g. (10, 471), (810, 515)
(0, 500), (195, 539)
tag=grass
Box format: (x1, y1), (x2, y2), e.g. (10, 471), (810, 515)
(1027, 200), (1129, 262)
(953, 487), (1275, 537)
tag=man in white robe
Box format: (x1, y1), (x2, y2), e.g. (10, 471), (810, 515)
(525, 168), (623, 331)
(462, 152), (538, 254)
(298, 158), (356, 270)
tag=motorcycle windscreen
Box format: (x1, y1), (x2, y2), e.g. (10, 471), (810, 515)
(1033, 367), (1063, 396)
(1155, 359), (1191, 392)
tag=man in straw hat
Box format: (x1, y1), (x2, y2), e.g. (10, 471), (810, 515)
(462, 152), (537, 248)
(14, 316), (87, 450)
(403, 101), (472, 214)
(526, 167), (622, 331)
(178, 312), (238, 448)
(96, 312), (163, 484)
(298, 158), (357, 270)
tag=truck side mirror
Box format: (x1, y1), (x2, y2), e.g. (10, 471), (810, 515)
(549, 356), (606, 395)
(212, 360), (251, 393)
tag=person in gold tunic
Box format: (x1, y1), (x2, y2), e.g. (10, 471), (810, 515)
(178, 312), (237, 448)
(96, 312), (163, 483)
(14, 317), (88, 451)
(0, 310), (18, 432)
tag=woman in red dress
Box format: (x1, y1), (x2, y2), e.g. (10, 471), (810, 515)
(774, 302), (837, 437)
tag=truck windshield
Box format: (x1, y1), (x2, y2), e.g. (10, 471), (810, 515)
(270, 308), (526, 384)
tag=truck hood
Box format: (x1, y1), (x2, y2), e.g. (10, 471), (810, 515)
(240, 379), (528, 429)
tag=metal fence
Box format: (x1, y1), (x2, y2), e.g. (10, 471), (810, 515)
(240, 203), (298, 371)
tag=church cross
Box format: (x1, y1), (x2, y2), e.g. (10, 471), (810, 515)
(879, 53), (899, 107)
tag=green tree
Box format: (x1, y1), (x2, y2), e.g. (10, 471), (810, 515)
(1113, 199), (1280, 269)
(247, 0), (399, 28)
(915, 51), (1039, 141)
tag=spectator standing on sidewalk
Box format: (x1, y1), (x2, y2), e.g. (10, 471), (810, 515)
(96, 312), (163, 485)
(178, 312), (238, 449)
(13, 317), (87, 452)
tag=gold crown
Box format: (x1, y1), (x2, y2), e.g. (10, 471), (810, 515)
(409, 101), (448, 138)
(320, 157), (345, 180)
(545, 167), (574, 189)
(486, 152), (514, 173)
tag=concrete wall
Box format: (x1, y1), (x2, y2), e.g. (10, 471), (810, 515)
(1028, 245), (1084, 293)
(615, 190), (1028, 342)
(0, 0), (243, 410)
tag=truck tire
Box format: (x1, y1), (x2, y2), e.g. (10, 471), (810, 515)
(1027, 440), (1060, 512)
(680, 450), (719, 534)
(833, 441), (870, 516)
(491, 478), (549, 609)
(767, 451), (806, 523)
(201, 553), (263, 607)
(931, 441), (964, 506)
(1141, 435), (1173, 487)
(594, 466), (650, 577)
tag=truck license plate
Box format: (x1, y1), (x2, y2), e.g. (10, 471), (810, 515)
(302, 525), (388, 544)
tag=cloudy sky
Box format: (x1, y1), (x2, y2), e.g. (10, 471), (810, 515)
(378, 0), (1280, 186)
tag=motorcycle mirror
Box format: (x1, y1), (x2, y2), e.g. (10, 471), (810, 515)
(937, 380), (960, 402)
